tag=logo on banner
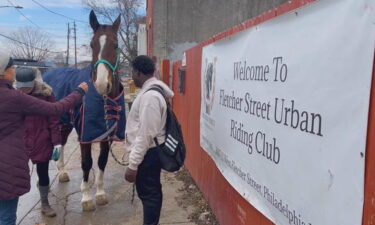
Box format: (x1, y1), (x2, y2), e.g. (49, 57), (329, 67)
(203, 57), (217, 115)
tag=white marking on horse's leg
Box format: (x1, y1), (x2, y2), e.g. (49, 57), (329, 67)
(95, 169), (108, 205)
(57, 145), (69, 182)
(81, 180), (95, 211)
(81, 180), (91, 203)
(57, 145), (65, 170)
(95, 35), (109, 95)
(96, 169), (105, 196)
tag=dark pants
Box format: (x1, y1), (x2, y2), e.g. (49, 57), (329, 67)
(136, 146), (162, 225)
(36, 161), (50, 186)
(0, 197), (19, 225)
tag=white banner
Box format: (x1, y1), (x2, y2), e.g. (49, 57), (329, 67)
(200, 0), (375, 224)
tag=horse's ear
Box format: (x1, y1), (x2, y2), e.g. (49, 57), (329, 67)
(112, 14), (121, 33)
(90, 10), (100, 32)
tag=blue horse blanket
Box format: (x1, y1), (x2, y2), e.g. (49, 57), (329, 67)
(43, 66), (126, 143)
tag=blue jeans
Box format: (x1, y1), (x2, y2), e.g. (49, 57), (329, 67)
(0, 198), (19, 225)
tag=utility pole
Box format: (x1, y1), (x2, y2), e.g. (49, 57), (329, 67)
(74, 21), (77, 68)
(66, 22), (70, 66)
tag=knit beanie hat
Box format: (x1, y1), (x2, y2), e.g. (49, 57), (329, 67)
(0, 53), (11, 75)
(15, 67), (36, 88)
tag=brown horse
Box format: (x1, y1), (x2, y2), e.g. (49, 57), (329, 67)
(51, 11), (122, 211)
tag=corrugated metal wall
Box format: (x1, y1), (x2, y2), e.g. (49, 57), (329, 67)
(170, 0), (375, 224)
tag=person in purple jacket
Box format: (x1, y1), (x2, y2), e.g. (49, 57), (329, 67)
(0, 53), (88, 225)
(15, 67), (63, 217)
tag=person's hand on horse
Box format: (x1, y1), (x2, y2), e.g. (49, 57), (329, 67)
(125, 167), (137, 183)
(78, 82), (89, 93)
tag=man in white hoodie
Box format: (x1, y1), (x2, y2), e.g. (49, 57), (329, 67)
(125, 55), (174, 225)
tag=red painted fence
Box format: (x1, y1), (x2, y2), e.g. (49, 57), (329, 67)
(170, 0), (375, 224)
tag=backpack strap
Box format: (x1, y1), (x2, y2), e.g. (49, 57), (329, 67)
(146, 85), (166, 99)
(145, 85), (167, 147)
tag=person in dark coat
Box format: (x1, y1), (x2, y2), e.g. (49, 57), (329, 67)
(15, 67), (62, 217)
(0, 53), (88, 225)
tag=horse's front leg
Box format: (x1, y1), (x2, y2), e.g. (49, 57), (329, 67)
(80, 144), (96, 211)
(57, 145), (70, 182)
(95, 141), (110, 206)
(57, 124), (73, 182)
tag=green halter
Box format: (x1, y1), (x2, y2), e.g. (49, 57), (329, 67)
(93, 48), (121, 77)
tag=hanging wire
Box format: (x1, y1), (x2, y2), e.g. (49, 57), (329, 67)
(31, 0), (87, 24)
(7, 0), (41, 28)
(0, 33), (65, 54)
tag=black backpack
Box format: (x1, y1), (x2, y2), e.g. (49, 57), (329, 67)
(147, 85), (186, 172)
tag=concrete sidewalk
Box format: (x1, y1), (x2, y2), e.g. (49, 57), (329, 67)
(16, 132), (195, 225)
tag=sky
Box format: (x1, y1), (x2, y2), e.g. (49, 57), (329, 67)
(0, 0), (145, 63)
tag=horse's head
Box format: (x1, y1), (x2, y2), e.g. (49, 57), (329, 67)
(90, 10), (121, 96)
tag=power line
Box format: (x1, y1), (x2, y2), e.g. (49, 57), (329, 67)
(0, 33), (65, 54)
(0, 25), (67, 38)
(7, 0), (41, 29)
(31, 0), (87, 24)
(74, 21), (77, 68)
(66, 23), (70, 66)
(7, 0), (66, 39)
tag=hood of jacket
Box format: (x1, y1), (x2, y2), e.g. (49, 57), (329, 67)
(142, 77), (174, 98)
(32, 81), (53, 96)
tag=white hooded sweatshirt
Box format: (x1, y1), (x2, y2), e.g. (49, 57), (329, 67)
(125, 77), (174, 170)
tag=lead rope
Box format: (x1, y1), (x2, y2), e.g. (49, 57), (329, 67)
(131, 184), (135, 204)
(103, 95), (135, 204)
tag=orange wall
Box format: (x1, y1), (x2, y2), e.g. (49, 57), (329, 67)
(171, 0), (375, 224)
(363, 56), (375, 225)
(161, 59), (170, 86)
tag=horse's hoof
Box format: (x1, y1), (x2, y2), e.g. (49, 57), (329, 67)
(82, 200), (96, 212)
(59, 172), (70, 183)
(96, 194), (108, 206)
